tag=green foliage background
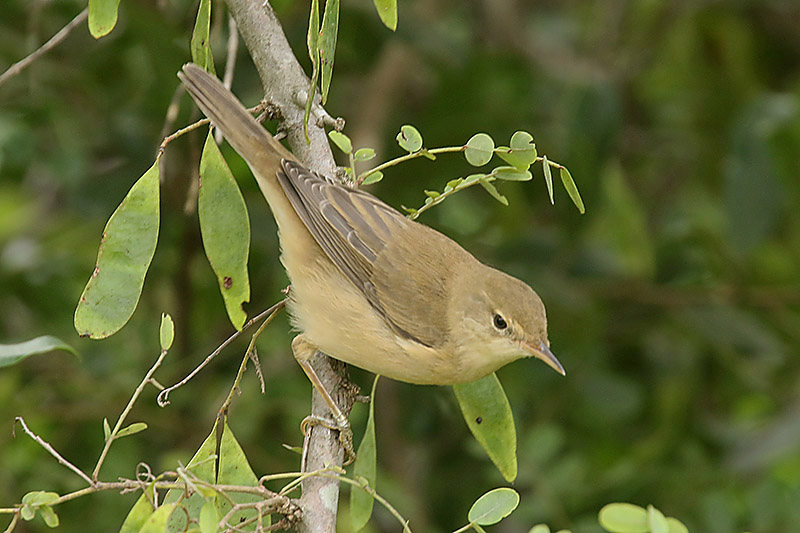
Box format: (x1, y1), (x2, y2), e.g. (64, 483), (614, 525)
(2, 0), (799, 531)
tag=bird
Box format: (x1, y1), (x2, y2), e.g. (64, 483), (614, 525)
(179, 63), (564, 455)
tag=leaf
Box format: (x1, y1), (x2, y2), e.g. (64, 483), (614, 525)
(88, 0), (121, 39)
(116, 422), (148, 439)
(119, 484), (156, 532)
(74, 161), (160, 339)
(598, 503), (649, 533)
(20, 492), (60, 526)
(529, 526), (551, 533)
(465, 133), (495, 166)
(467, 487), (520, 526)
(0, 336), (78, 368)
(542, 156), (555, 205)
(372, 0), (398, 31)
(647, 505), (669, 533)
(103, 418), (111, 441)
(354, 148), (376, 161)
(328, 130), (353, 154)
(509, 131), (537, 159)
(453, 373), (517, 481)
(361, 170), (384, 185)
(350, 376), (380, 531)
(140, 503), (178, 533)
(40, 506), (59, 528)
(319, 0), (340, 103)
(191, 0), (215, 74)
(494, 166), (532, 181)
(199, 132), (251, 331)
(199, 500), (218, 533)
(665, 517), (689, 533)
(559, 167), (585, 214)
(396, 125), (423, 153)
(304, 0), (321, 142)
(160, 313), (174, 351)
(424, 190), (440, 199)
(478, 177), (509, 207)
(165, 422), (261, 531)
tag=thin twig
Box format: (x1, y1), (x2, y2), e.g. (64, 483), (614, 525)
(0, 9), (89, 87)
(158, 300), (286, 407)
(13, 417), (93, 486)
(2, 512), (18, 533)
(92, 347), (170, 480)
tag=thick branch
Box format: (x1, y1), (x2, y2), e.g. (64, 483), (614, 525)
(220, 2), (350, 532)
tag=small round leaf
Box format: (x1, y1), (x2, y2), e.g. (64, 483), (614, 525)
(467, 487), (519, 526)
(598, 503), (648, 533)
(396, 125), (423, 152)
(328, 130), (353, 154)
(354, 147), (376, 161)
(465, 133), (495, 166)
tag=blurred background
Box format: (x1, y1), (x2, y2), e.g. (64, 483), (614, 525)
(2, 0), (799, 531)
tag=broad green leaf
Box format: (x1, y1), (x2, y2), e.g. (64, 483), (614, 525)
(666, 517), (689, 533)
(495, 147), (533, 170)
(88, 0), (121, 39)
(453, 373), (517, 481)
(191, 0), (215, 74)
(361, 170), (383, 185)
(40, 506), (59, 528)
(647, 505), (668, 533)
(354, 148), (376, 161)
(160, 313), (174, 351)
(199, 500), (218, 533)
(465, 133), (495, 166)
(559, 167), (585, 214)
(20, 492), (59, 526)
(542, 156), (554, 205)
(478, 178), (509, 207)
(74, 161), (160, 339)
(165, 422), (261, 531)
(116, 422), (148, 439)
(598, 503), (648, 533)
(467, 487), (519, 526)
(119, 484), (156, 532)
(498, 132), (536, 169)
(494, 166), (532, 181)
(199, 132), (251, 331)
(350, 376), (379, 531)
(319, 0), (340, 103)
(0, 336), (78, 368)
(396, 125), (423, 152)
(372, 0), (398, 30)
(140, 503), (178, 533)
(328, 130), (353, 154)
(22, 492), (59, 506)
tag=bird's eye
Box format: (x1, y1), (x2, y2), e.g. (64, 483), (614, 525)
(493, 313), (507, 330)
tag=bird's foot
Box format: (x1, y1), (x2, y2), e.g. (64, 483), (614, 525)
(301, 414), (355, 465)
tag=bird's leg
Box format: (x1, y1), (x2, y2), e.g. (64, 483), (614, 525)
(291, 334), (355, 464)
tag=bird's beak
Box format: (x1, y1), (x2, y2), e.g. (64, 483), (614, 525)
(524, 341), (566, 376)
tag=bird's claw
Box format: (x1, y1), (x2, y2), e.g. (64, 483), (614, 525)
(300, 415), (356, 465)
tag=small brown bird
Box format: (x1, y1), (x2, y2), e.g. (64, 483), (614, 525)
(179, 64), (564, 444)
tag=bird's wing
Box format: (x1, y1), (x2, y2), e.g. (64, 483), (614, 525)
(278, 161), (447, 345)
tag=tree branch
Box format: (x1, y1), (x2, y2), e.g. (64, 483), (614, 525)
(220, 2), (352, 532)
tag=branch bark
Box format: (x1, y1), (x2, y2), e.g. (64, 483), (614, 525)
(220, 2), (351, 532)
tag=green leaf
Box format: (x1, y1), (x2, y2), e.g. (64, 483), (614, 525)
(199, 500), (218, 533)
(20, 492), (60, 526)
(350, 376), (380, 531)
(22, 492), (59, 506)
(165, 422), (261, 531)
(478, 178), (509, 207)
(647, 505), (669, 533)
(119, 484), (156, 532)
(74, 161), (160, 339)
(465, 133), (495, 166)
(103, 418), (111, 441)
(0, 336), (78, 368)
(140, 503), (178, 533)
(598, 503), (649, 533)
(467, 487), (520, 526)
(40, 505), (59, 528)
(452, 373), (517, 481)
(529, 526), (551, 533)
(498, 132), (537, 169)
(665, 517), (689, 533)
(559, 167), (585, 214)
(88, 0), (121, 39)
(361, 170), (384, 185)
(116, 422), (148, 439)
(424, 190), (440, 199)
(319, 0), (340, 103)
(160, 313), (174, 351)
(396, 125), (423, 152)
(494, 166), (533, 181)
(199, 132), (251, 331)
(191, 0), (215, 74)
(328, 130), (353, 154)
(542, 156), (554, 205)
(372, 0), (398, 30)
(354, 147), (376, 161)
(304, 0), (321, 142)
